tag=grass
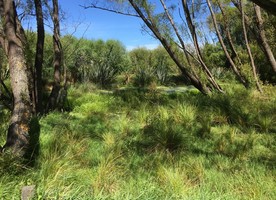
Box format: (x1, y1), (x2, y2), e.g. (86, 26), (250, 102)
(0, 83), (275, 199)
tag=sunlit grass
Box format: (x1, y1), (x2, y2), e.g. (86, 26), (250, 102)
(0, 84), (275, 199)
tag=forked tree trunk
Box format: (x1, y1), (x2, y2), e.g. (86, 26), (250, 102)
(0, 0), (32, 155)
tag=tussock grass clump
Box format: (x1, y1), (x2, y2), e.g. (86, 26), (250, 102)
(0, 84), (275, 199)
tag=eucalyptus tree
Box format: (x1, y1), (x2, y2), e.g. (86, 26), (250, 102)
(181, 0), (223, 92)
(0, 0), (46, 114)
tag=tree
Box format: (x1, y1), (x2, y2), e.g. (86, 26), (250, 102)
(86, 0), (224, 94)
(254, 4), (276, 72)
(90, 40), (128, 87)
(33, 0), (45, 114)
(231, 0), (276, 83)
(47, 0), (65, 111)
(239, 0), (262, 92)
(206, 0), (249, 87)
(181, 0), (223, 92)
(152, 46), (175, 85)
(0, 0), (33, 156)
(129, 47), (155, 87)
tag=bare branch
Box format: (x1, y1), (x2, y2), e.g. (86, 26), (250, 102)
(80, 4), (140, 18)
(159, 0), (193, 66)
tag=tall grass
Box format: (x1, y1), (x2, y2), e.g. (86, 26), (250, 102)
(0, 84), (275, 199)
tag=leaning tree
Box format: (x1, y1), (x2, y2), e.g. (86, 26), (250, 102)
(85, 0), (224, 94)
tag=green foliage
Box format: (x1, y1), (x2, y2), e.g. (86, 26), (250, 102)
(23, 33), (131, 86)
(42, 34), (55, 80)
(128, 47), (176, 87)
(203, 43), (226, 69)
(0, 108), (9, 146)
(62, 37), (130, 87)
(89, 40), (128, 87)
(152, 46), (175, 85)
(129, 47), (155, 87)
(2, 1), (276, 197)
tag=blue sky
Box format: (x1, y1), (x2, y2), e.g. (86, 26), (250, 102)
(57, 0), (160, 51)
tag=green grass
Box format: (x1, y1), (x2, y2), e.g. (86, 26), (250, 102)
(0, 84), (275, 199)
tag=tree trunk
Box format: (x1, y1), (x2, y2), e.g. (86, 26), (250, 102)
(34, 0), (45, 114)
(0, 0), (32, 155)
(240, 0), (263, 92)
(254, 4), (276, 73)
(207, 0), (249, 87)
(231, 0), (272, 53)
(47, 0), (64, 111)
(160, 0), (192, 66)
(182, 0), (223, 93)
(217, 1), (242, 66)
(128, 0), (211, 94)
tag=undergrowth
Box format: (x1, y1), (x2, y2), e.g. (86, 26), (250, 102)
(0, 84), (275, 199)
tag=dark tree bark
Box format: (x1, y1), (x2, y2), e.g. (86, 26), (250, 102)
(250, 0), (276, 15)
(34, 0), (45, 114)
(254, 4), (276, 73)
(0, 0), (32, 155)
(47, 0), (64, 110)
(207, 0), (249, 87)
(52, 0), (62, 86)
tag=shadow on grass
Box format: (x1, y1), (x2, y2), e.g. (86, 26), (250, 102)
(41, 86), (275, 171)
(25, 116), (41, 166)
(111, 88), (276, 168)
(0, 116), (41, 176)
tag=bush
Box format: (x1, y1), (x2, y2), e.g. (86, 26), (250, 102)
(133, 68), (155, 88)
